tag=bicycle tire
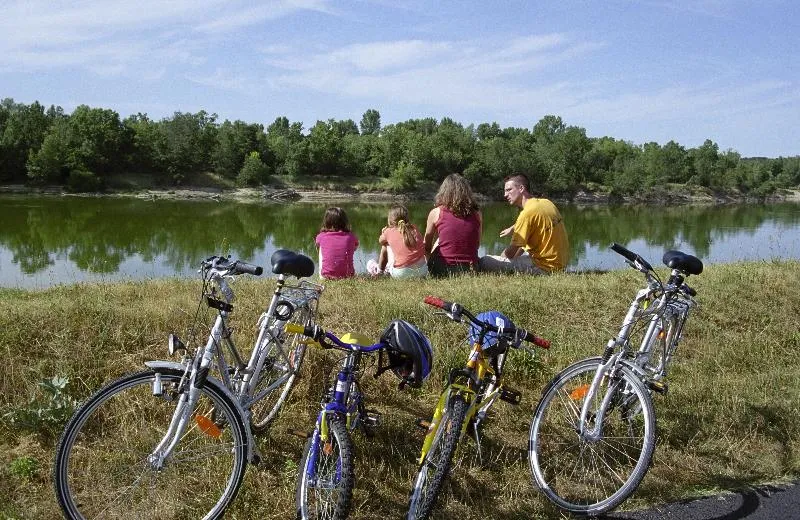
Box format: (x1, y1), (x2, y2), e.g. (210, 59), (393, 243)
(54, 370), (248, 520)
(406, 394), (469, 520)
(296, 415), (354, 520)
(528, 357), (656, 515)
(250, 305), (312, 433)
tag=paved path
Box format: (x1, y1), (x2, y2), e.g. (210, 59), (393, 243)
(604, 481), (799, 520)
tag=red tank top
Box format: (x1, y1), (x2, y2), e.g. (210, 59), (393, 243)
(435, 207), (480, 265)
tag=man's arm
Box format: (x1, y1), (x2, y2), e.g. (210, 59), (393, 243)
(501, 244), (522, 259)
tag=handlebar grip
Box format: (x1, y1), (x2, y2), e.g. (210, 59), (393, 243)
(232, 261), (263, 276)
(284, 323), (305, 335)
(526, 331), (551, 349)
(423, 296), (447, 309)
(610, 243), (637, 262)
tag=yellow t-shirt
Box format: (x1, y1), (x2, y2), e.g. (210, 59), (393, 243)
(510, 198), (569, 272)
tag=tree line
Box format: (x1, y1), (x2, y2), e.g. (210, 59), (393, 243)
(1, 98), (798, 197)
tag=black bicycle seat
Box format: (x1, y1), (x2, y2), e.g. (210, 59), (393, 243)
(662, 250), (703, 275)
(270, 249), (315, 278)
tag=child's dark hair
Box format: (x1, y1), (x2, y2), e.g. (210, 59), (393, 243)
(388, 205), (417, 249)
(320, 207), (351, 232)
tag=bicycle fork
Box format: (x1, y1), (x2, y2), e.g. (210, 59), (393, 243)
(418, 385), (475, 464)
(148, 316), (224, 469)
(577, 353), (622, 441)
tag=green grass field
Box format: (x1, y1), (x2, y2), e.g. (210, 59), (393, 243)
(1, 261), (798, 519)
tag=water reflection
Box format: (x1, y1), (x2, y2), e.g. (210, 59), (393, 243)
(1, 195), (798, 288)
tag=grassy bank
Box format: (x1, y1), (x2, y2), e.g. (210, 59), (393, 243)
(1, 261), (799, 519)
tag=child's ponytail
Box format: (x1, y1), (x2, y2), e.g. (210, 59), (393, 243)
(388, 205), (417, 249)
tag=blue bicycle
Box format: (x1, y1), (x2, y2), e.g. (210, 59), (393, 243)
(286, 319), (433, 520)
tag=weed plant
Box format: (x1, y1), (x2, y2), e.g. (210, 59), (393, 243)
(1, 261), (798, 519)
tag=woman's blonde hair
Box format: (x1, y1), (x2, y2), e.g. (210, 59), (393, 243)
(387, 205), (417, 249)
(434, 174), (479, 218)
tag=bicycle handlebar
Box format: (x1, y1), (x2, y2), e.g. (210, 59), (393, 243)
(284, 323), (385, 353)
(610, 243), (653, 272)
(201, 255), (264, 277)
(423, 296), (550, 349)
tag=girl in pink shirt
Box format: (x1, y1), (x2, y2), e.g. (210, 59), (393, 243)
(315, 207), (358, 279)
(376, 205), (427, 278)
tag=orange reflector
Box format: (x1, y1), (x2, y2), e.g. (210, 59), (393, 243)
(195, 415), (222, 438)
(658, 331), (665, 339)
(323, 441), (333, 456)
(569, 384), (590, 400)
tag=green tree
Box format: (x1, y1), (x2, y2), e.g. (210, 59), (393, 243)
(237, 151), (269, 186)
(66, 105), (128, 175)
(27, 118), (73, 182)
(359, 109), (381, 135)
(157, 111), (218, 184)
(213, 120), (269, 179)
(0, 100), (52, 182)
(123, 113), (166, 175)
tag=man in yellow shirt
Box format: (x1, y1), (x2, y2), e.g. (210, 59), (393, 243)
(479, 174), (569, 274)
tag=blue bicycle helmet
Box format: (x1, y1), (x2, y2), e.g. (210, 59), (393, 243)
(380, 319), (433, 388)
(469, 310), (514, 356)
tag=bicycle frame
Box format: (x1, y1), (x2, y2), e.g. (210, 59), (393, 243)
(418, 343), (506, 463)
(145, 258), (323, 468)
(577, 267), (696, 439)
(286, 324), (386, 483)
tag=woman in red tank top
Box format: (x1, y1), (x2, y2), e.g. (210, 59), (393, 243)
(424, 174), (482, 277)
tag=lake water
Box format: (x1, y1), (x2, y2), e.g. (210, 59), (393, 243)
(1, 195), (798, 288)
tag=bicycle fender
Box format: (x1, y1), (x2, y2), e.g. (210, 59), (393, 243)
(144, 361), (257, 464)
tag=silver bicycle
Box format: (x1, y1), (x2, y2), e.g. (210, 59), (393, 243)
(528, 243), (703, 515)
(53, 249), (321, 520)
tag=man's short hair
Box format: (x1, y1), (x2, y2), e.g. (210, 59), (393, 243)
(504, 174), (529, 192)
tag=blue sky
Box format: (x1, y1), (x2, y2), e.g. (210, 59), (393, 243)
(1, 0), (797, 157)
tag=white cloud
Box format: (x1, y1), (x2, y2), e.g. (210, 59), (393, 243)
(266, 34), (602, 111)
(262, 33), (795, 140)
(0, 0), (331, 76)
(186, 69), (251, 92)
(195, 0), (333, 33)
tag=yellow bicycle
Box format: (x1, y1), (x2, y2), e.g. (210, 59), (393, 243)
(406, 296), (551, 520)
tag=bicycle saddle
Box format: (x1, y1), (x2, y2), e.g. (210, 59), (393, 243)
(662, 250), (703, 275)
(270, 249), (315, 278)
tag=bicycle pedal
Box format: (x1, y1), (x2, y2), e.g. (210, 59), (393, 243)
(500, 387), (522, 405)
(363, 410), (381, 428)
(415, 418), (431, 431)
(648, 380), (668, 394)
(287, 428), (312, 439)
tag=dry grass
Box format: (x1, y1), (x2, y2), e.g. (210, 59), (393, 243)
(1, 261), (798, 519)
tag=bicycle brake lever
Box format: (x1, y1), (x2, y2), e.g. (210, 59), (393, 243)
(434, 310), (460, 322)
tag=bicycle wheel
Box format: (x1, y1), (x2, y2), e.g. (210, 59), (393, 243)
(54, 370), (248, 520)
(296, 415), (354, 520)
(528, 357), (656, 515)
(406, 394), (468, 520)
(250, 305), (311, 433)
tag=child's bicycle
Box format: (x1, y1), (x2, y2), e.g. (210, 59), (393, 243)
(406, 296), (551, 520)
(54, 249), (320, 520)
(528, 243), (702, 515)
(286, 319), (433, 520)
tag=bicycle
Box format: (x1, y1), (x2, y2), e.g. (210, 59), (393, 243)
(528, 243), (703, 515)
(406, 296), (551, 520)
(287, 319), (433, 520)
(54, 249), (320, 520)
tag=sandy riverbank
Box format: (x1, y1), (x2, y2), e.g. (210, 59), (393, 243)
(2, 183), (799, 204)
